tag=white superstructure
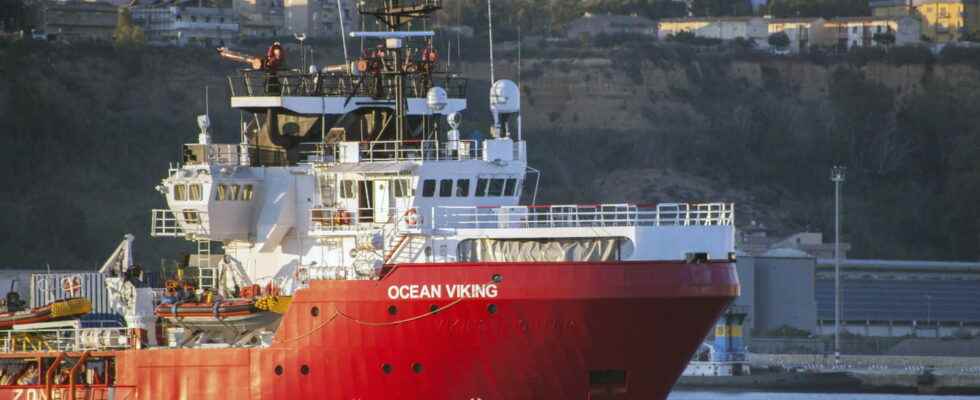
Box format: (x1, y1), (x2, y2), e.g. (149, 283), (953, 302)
(148, 31), (735, 298)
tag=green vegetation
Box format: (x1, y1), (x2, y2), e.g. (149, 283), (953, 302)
(113, 8), (145, 47)
(768, 31), (790, 49)
(688, 0), (754, 17)
(763, 0), (870, 18)
(873, 31), (896, 47)
(3, 41), (980, 268)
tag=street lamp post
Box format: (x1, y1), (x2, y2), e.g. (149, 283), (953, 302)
(831, 165), (846, 364)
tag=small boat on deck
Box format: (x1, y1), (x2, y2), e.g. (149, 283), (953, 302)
(0, 297), (92, 330)
(154, 296), (292, 345)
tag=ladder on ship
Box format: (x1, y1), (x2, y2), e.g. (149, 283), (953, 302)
(197, 239), (216, 290)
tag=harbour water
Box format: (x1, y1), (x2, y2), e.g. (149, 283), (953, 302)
(669, 391), (980, 400)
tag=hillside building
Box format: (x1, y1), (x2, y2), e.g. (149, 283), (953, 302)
(132, 6), (239, 47)
(660, 15), (922, 52)
(565, 12), (658, 40)
(31, 0), (118, 42)
(658, 16), (768, 44)
(234, 0), (284, 38)
(282, 0), (357, 38)
(766, 17), (832, 52)
(871, 0), (979, 42)
(826, 16), (922, 49)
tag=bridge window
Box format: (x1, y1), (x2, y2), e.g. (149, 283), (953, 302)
(422, 179), (436, 197)
(475, 178), (488, 197)
(504, 178), (518, 196)
(183, 210), (200, 224)
(174, 184), (187, 201)
(189, 184), (203, 201)
(230, 184), (241, 201)
(243, 184), (254, 201)
(488, 179), (504, 197)
(439, 179), (453, 197)
(216, 184), (227, 201)
(340, 181), (356, 199)
(456, 179), (470, 197)
(393, 179), (411, 198)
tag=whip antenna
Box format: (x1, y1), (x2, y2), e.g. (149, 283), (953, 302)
(487, 0), (494, 83)
(337, 0), (350, 66)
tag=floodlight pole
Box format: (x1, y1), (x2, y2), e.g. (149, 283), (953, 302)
(831, 165), (846, 364)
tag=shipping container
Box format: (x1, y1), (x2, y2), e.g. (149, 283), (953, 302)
(30, 272), (123, 326)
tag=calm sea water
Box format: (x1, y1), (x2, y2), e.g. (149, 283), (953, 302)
(668, 391), (980, 400)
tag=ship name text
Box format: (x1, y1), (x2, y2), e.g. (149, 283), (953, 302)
(387, 284), (498, 300)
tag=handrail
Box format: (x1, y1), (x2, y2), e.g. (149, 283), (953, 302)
(328, 140), (482, 163)
(44, 351), (66, 399)
(228, 69), (467, 99)
(432, 203), (735, 230)
(0, 327), (135, 354)
(68, 350), (90, 400)
(151, 209), (209, 238)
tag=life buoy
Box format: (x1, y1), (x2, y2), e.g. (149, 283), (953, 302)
(404, 208), (422, 226)
(164, 280), (179, 296)
(61, 276), (82, 297)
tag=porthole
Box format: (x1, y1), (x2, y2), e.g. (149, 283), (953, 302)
(412, 362), (423, 374)
(311, 306), (320, 317)
(429, 304), (439, 313)
(274, 365), (283, 375)
(301, 365), (310, 375)
(487, 304), (498, 314)
(388, 305), (398, 315)
(492, 274), (502, 283)
(381, 363), (392, 374)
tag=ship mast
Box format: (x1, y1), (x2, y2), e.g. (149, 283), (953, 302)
(356, 0), (441, 141)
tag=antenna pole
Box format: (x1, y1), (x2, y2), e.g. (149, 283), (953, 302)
(337, 0), (350, 66)
(205, 86), (209, 117)
(487, 0), (495, 83)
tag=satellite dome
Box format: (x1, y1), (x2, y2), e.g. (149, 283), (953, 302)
(490, 80), (520, 114)
(426, 86), (448, 112)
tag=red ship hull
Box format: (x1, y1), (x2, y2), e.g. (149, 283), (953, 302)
(0, 260), (737, 400)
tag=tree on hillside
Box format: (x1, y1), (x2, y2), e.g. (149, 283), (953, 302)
(764, 0), (869, 18)
(114, 8), (145, 47)
(690, 0), (753, 17)
(873, 31), (896, 47)
(769, 31), (790, 49)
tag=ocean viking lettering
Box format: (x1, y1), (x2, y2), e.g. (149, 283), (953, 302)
(387, 284), (499, 300)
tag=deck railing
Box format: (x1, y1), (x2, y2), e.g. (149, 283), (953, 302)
(183, 143), (288, 167)
(302, 140), (481, 164)
(228, 69), (467, 99)
(309, 203), (734, 234)
(151, 209), (209, 237)
(0, 327), (134, 353)
(310, 207), (420, 232)
(432, 203), (735, 230)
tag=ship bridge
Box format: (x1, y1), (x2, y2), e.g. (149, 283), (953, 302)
(226, 69), (467, 116)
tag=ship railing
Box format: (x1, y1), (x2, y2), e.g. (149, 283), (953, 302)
(0, 327), (135, 353)
(228, 69), (467, 98)
(151, 209), (209, 238)
(332, 140), (482, 163)
(433, 203), (735, 230)
(183, 143), (288, 167)
(310, 207), (421, 233)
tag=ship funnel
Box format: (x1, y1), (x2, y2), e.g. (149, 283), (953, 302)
(490, 80), (521, 138)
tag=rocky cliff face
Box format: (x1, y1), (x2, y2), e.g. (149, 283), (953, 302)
(2, 42), (978, 267)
